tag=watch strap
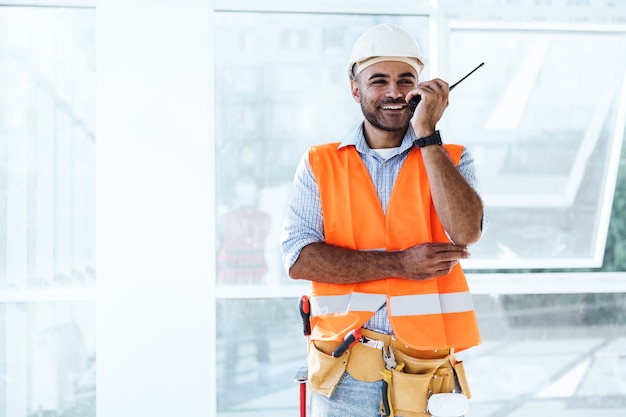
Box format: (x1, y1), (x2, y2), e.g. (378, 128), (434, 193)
(415, 130), (442, 148)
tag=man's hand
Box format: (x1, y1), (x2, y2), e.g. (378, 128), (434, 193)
(399, 242), (470, 281)
(406, 78), (449, 137)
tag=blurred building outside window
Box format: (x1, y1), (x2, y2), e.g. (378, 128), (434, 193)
(0, 5), (95, 417)
(213, 2), (626, 416)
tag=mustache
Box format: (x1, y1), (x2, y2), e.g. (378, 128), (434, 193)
(379, 98), (409, 106)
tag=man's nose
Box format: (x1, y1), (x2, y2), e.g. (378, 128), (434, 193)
(386, 83), (404, 99)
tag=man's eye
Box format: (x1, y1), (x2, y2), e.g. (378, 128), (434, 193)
(399, 79), (415, 85)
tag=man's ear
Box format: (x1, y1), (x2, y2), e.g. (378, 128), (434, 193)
(350, 79), (361, 103)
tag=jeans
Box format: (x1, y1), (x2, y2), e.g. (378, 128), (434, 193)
(310, 372), (384, 417)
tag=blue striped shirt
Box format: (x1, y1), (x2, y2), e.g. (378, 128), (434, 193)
(280, 123), (483, 334)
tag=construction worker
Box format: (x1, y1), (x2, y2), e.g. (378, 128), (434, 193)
(280, 23), (486, 417)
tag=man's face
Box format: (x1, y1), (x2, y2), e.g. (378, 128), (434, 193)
(351, 61), (418, 133)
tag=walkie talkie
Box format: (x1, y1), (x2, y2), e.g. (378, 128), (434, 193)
(409, 62), (484, 113)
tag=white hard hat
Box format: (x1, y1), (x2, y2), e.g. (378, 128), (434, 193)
(348, 23), (427, 79)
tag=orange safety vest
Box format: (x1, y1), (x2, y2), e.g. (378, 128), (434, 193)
(307, 142), (481, 352)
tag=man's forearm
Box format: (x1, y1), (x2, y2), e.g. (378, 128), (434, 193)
(421, 145), (484, 246)
(289, 241), (471, 284)
(289, 242), (401, 284)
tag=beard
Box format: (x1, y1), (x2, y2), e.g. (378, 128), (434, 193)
(360, 99), (411, 132)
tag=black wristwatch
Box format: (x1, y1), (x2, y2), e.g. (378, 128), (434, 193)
(415, 130), (443, 148)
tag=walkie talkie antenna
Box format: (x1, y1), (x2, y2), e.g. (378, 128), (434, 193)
(409, 62), (485, 112)
(449, 62), (484, 91)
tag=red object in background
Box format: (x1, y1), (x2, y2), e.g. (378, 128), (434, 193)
(218, 207), (271, 284)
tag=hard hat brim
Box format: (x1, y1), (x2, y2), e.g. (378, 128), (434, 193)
(350, 56), (425, 79)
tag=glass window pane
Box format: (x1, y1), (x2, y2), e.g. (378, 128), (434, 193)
(0, 6), (95, 417)
(448, 29), (626, 269)
(216, 298), (302, 407)
(214, 11), (429, 288)
(461, 291), (626, 416)
(214, 11), (429, 414)
(0, 302), (95, 416)
(213, 6), (626, 417)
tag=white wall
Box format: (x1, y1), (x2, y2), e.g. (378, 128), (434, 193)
(97, 1), (215, 416)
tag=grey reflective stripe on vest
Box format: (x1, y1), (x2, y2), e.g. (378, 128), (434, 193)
(310, 291), (474, 317)
(310, 293), (386, 316)
(390, 292), (475, 316)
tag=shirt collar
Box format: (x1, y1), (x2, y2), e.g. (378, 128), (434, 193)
(338, 123), (419, 155)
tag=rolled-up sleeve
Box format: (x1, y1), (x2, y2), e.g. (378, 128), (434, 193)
(280, 151), (326, 273)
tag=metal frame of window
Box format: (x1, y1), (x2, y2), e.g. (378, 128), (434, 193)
(214, 0), (430, 15)
(0, 0), (94, 7)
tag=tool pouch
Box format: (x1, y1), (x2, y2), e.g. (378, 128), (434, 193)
(389, 350), (469, 417)
(390, 351), (449, 417)
(346, 340), (386, 382)
(389, 370), (432, 417)
(307, 341), (348, 397)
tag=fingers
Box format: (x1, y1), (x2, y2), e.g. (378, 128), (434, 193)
(406, 79), (448, 104)
(405, 242), (470, 260)
(429, 243), (470, 260)
(400, 243), (470, 281)
(434, 261), (459, 276)
(417, 78), (450, 100)
(419, 78), (449, 95)
(406, 89), (420, 103)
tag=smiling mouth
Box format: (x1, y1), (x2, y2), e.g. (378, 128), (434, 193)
(380, 104), (407, 110)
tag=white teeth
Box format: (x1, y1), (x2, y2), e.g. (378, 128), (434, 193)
(381, 105), (404, 110)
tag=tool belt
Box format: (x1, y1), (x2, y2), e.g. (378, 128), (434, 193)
(307, 328), (471, 417)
